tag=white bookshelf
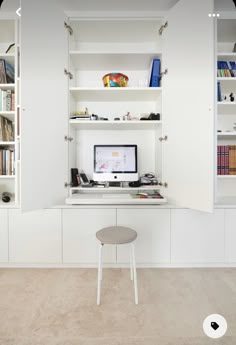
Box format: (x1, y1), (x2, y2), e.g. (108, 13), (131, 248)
(216, 15), (236, 202)
(0, 17), (20, 206)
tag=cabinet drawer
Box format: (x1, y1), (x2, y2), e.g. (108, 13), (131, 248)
(117, 209), (171, 264)
(9, 209), (62, 263)
(0, 209), (8, 262)
(171, 209), (224, 263)
(63, 209), (116, 264)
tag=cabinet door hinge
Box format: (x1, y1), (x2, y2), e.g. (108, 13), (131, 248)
(64, 135), (73, 142)
(159, 21), (168, 35)
(159, 135), (168, 142)
(65, 182), (72, 188)
(64, 69), (73, 80)
(160, 69), (168, 79)
(159, 182), (168, 188)
(64, 22), (73, 35)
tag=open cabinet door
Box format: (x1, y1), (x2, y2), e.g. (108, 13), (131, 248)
(162, 0), (215, 212)
(21, 0), (68, 211)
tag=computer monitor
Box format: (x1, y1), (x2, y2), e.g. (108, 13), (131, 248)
(93, 145), (138, 182)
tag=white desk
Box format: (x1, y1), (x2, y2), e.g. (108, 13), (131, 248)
(65, 193), (167, 205)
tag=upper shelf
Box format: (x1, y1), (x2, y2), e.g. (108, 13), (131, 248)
(217, 77), (236, 81)
(70, 87), (162, 101)
(217, 132), (236, 139)
(217, 52), (236, 57)
(69, 120), (162, 130)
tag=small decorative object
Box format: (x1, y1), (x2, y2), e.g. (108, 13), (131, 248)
(2, 192), (11, 203)
(233, 43), (236, 53)
(114, 117), (120, 120)
(90, 114), (98, 120)
(123, 112), (131, 121)
(233, 123), (236, 131)
(102, 73), (128, 87)
(230, 93), (235, 102)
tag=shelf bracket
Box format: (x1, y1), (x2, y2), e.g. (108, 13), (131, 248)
(160, 69), (168, 79)
(64, 22), (73, 35)
(64, 69), (73, 80)
(159, 135), (168, 142)
(159, 21), (168, 35)
(64, 135), (73, 142)
(159, 182), (168, 188)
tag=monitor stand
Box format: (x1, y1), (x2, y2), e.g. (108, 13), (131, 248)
(109, 181), (121, 187)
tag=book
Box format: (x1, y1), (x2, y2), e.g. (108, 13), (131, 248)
(0, 115), (14, 141)
(0, 59), (7, 83)
(225, 145), (229, 175)
(217, 81), (222, 102)
(149, 58), (161, 87)
(5, 61), (14, 83)
(229, 145), (236, 175)
(217, 145), (221, 175)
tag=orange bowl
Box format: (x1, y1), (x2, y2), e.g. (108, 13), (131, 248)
(102, 73), (129, 87)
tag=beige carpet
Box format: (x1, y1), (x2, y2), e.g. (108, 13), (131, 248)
(0, 268), (235, 344)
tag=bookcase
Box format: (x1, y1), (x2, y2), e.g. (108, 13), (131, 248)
(0, 16), (20, 206)
(216, 13), (236, 204)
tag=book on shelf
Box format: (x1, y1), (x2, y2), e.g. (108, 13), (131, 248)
(0, 59), (15, 84)
(217, 81), (222, 102)
(217, 145), (236, 175)
(0, 115), (14, 141)
(149, 58), (161, 87)
(0, 148), (14, 175)
(217, 60), (236, 78)
(0, 89), (15, 111)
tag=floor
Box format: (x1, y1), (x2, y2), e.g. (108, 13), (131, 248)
(0, 268), (236, 345)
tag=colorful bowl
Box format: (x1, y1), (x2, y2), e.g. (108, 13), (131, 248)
(102, 73), (129, 87)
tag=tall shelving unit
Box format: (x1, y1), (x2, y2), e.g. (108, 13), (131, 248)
(216, 14), (236, 204)
(66, 17), (164, 197)
(0, 17), (20, 206)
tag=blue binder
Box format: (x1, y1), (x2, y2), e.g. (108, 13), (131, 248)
(149, 58), (161, 87)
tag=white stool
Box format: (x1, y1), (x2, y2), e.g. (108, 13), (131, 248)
(96, 226), (138, 305)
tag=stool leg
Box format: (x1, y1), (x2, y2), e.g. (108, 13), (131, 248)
(131, 243), (138, 305)
(97, 243), (103, 305)
(129, 244), (133, 281)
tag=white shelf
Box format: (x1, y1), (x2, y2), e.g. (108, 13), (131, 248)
(217, 132), (236, 139)
(217, 52), (236, 57)
(71, 185), (160, 192)
(0, 83), (15, 89)
(69, 120), (162, 130)
(0, 111), (15, 122)
(70, 87), (162, 101)
(0, 175), (15, 179)
(217, 175), (236, 179)
(217, 77), (236, 81)
(217, 102), (236, 105)
(0, 141), (15, 145)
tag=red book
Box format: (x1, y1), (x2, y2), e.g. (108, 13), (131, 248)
(217, 145), (221, 175)
(225, 145), (229, 175)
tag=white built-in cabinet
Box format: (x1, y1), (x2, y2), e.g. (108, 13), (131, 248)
(225, 209), (236, 263)
(18, 0), (215, 213)
(8, 209), (62, 263)
(116, 209), (171, 264)
(171, 209), (225, 264)
(62, 208), (116, 263)
(0, 209), (8, 262)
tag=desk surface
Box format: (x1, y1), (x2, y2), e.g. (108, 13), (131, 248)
(66, 193), (167, 205)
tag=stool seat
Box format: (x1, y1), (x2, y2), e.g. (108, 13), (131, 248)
(96, 226), (137, 245)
